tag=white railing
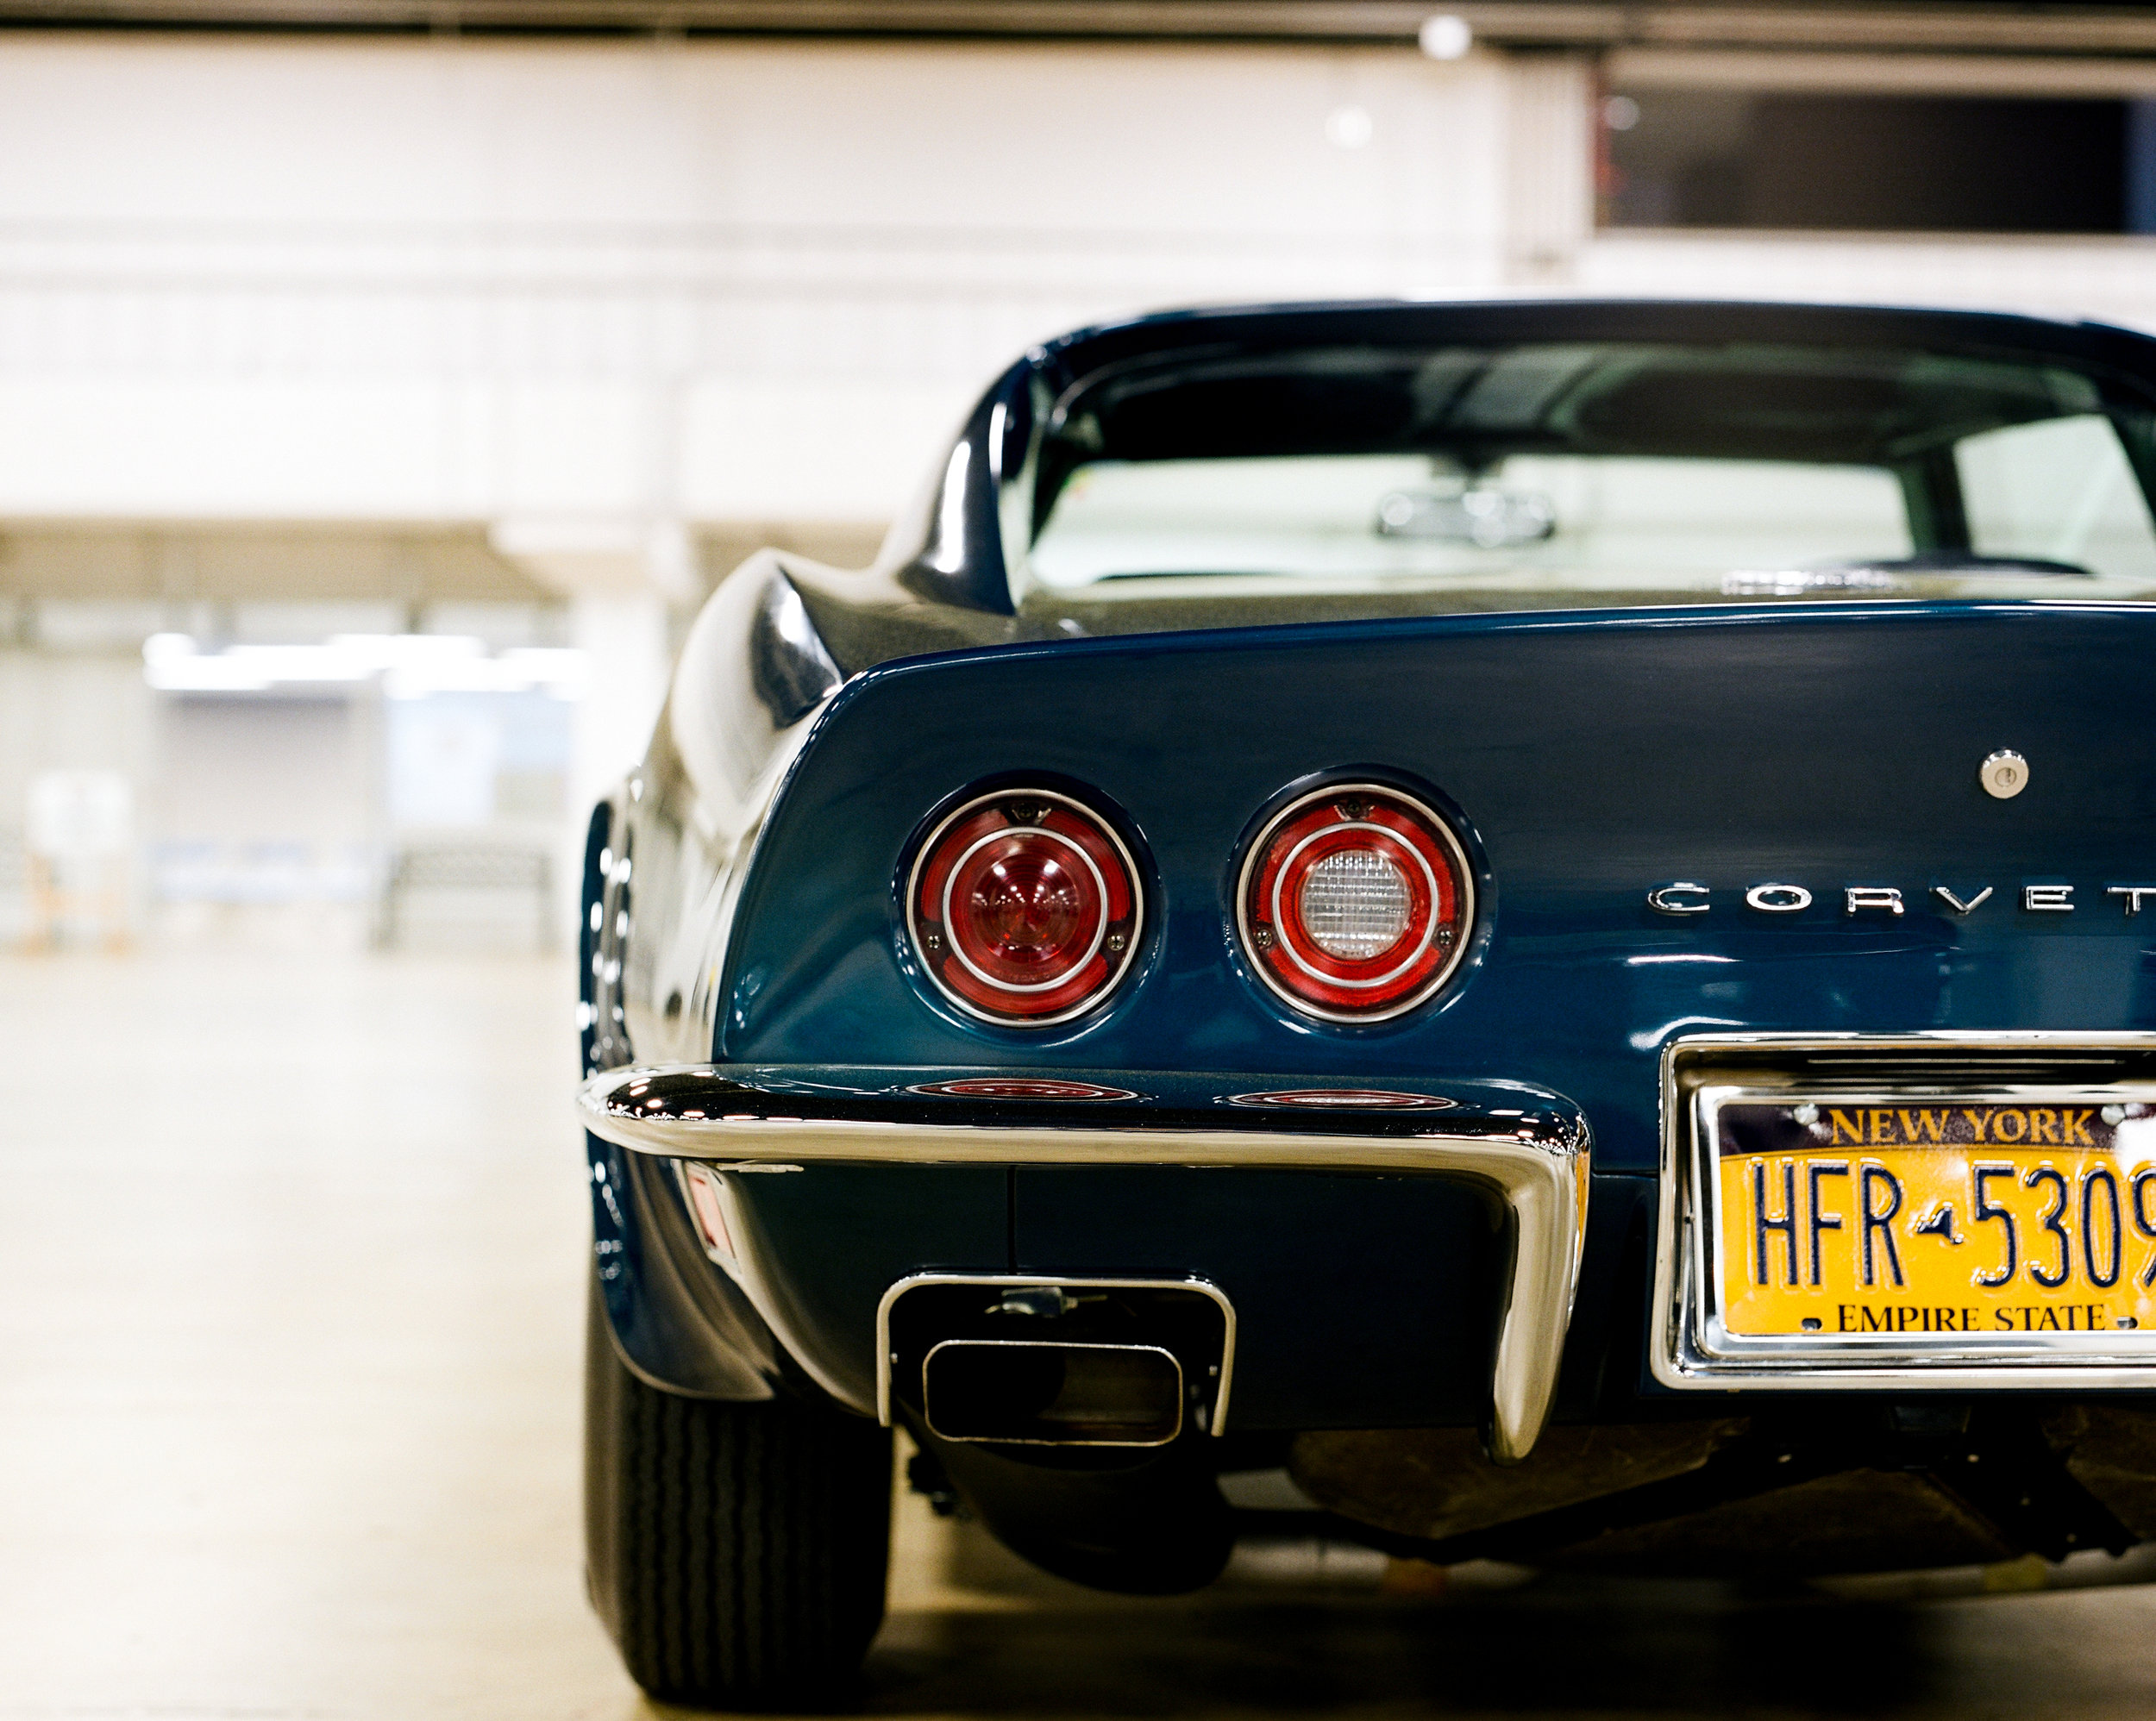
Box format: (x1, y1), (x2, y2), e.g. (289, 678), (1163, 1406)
(1582, 231), (2156, 333)
(0, 218), (1514, 385)
(4, 217), (2153, 524)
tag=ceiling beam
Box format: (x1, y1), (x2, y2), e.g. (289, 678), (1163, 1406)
(0, 525), (547, 604)
(0, 3), (2153, 59)
(1609, 47), (2156, 96)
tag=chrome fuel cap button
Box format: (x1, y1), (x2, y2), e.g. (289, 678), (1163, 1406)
(1980, 748), (2029, 799)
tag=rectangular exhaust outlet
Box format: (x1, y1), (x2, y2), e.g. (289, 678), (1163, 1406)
(922, 1339), (1184, 1447)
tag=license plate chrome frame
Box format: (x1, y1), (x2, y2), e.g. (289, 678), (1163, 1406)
(1653, 1031), (2156, 1392)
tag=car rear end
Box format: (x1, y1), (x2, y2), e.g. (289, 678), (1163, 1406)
(577, 299), (2156, 1705)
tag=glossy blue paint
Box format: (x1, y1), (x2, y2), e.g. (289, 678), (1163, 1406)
(722, 600), (2156, 1179)
(1012, 1165), (1505, 1427)
(591, 300), (2156, 1433)
(723, 1162), (1012, 1412)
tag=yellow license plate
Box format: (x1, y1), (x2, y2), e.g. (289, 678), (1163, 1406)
(1715, 1099), (2156, 1339)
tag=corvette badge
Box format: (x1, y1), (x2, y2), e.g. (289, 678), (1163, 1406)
(1647, 882), (2156, 917)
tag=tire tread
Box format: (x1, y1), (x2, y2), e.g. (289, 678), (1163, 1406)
(590, 1294), (890, 1709)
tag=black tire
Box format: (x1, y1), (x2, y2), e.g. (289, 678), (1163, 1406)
(584, 1281), (892, 1710)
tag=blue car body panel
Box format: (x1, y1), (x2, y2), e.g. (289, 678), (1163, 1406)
(584, 299), (2156, 1459)
(722, 600), (2156, 1181)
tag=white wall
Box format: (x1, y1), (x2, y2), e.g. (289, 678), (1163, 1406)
(0, 30), (1559, 824)
(3, 31), (2152, 540)
(0, 651), (154, 826)
(6, 29), (2153, 879)
(150, 693), (377, 854)
(0, 33), (1528, 533)
(1579, 232), (2156, 329)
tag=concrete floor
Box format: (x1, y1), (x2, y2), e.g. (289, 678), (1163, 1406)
(9, 949), (2156, 1718)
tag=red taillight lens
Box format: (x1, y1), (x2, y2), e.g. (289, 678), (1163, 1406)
(1237, 783), (1472, 1022)
(907, 788), (1142, 1025)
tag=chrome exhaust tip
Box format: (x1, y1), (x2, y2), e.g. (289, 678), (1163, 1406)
(923, 1338), (1185, 1447)
(881, 1277), (1232, 1448)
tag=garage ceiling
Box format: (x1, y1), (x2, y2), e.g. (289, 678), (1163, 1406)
(0, 3), (2153, 56)
(0, 526), (548, 605)
(0, 523), (891, 606)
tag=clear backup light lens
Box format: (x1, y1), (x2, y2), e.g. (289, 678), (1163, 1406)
(1238, 783), (1473, 1022)
(1300, 848), (1413, 958)
(907, 788), (1143, 1026)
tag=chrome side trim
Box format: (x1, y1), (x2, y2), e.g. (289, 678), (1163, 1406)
(579, 1065), (1590, 1462)
(1653, 1031), (2156, 1393)
(878, 1272), (1237, 1438)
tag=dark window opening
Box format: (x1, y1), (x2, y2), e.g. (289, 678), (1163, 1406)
(1601, 91), (2156, 235)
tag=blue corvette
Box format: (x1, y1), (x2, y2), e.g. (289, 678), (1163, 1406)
(576, 298), (2156, 1707)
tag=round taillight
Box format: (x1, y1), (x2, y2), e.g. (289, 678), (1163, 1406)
(1236, 783), (1473, 1023)
(906, 788), (1143, 1026)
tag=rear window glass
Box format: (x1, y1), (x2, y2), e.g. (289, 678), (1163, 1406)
(1012, 341), (2156, 605)
(1956, 413), (2156, 583)
(1031, 454), (1912, 588)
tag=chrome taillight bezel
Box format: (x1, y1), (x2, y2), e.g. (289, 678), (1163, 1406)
(1233, 780), (1475, 1024)
(904, 785), (1145, 1029)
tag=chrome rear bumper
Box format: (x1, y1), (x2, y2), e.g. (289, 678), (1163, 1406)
(576, 1064), (1590, 1461)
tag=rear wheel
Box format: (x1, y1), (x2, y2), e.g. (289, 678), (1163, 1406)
(584, 1283), (892, 1710)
